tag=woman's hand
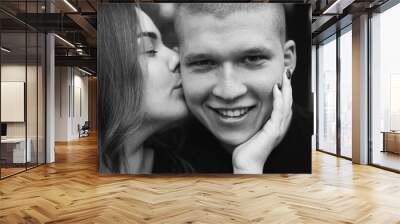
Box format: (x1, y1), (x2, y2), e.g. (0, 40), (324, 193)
(232, 69), (293, 174)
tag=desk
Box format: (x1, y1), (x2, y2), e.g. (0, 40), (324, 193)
(1, 138), (31, 163)
(382, 131), (400, 154)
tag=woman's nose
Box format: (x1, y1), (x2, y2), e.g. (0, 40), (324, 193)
(168, 49), (180, 73)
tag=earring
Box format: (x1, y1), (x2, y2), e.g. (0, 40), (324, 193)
(286, 69), (292, 79)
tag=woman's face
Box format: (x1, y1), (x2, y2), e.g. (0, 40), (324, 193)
(136, 9), (188, 126)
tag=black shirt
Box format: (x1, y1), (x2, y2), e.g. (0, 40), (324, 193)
(178, 105), (313, 173)
(146, 128), (194, 174)
(152, 147), (194, 173)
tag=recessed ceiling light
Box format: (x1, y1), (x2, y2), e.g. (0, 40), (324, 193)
(1, 47), (11, 53)
(78, 67), (92, 76)
(54, 34), (75, 48)
(323, 0), (354, 15)
(63, 0), (78, 12)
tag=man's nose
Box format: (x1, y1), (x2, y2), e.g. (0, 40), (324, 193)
(212, 63), (247, 101)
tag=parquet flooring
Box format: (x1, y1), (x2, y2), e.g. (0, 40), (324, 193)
(1, 134), (400, 223)
(1, 167), (26, 178)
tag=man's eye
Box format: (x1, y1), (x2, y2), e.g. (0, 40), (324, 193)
(189, 60), (216, 69)
(242, 55), (267, 66)
(145, 50), (158, 57)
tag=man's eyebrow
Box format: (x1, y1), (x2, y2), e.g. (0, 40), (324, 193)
(183, 47), (274, 62)
(183, 53), (214, 62)
(137, 31), (157, 40)
(239, 46), (273, 55)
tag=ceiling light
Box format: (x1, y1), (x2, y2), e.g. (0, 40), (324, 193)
(63, 0), (78, 12)
(78, 67), (92, 76)
(1, 47), (11, 53)
(54, 34), (75, 48)
(322, 0), (355, 15)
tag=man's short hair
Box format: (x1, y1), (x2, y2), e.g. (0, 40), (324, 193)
(174, 3), (287, 45)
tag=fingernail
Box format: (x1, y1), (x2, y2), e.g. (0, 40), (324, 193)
(286, 70), (292, 79)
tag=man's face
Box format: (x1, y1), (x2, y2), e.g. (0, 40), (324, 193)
(179, 9), (294, 148)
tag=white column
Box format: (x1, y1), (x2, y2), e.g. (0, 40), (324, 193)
(46, 1), (55, 163)
(352, 14), (369, 164)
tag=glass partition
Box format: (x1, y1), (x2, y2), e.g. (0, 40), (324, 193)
(1, 29), (28, 178)
(317, 35), (337, 155)
(0, 1), (46, 179)
(27, 0), (38, 170)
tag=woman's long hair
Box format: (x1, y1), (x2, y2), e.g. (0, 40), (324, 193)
(98, 4), (143, 173)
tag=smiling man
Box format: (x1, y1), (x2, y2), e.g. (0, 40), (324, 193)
(176, 3), (312, 173)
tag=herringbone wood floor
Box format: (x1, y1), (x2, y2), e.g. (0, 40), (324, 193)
(1, 134), (400, 223)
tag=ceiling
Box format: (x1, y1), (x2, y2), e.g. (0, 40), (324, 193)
(0, 0), (392, 76)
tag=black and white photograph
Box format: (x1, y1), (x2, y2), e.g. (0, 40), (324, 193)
(98, 2), (313, 174)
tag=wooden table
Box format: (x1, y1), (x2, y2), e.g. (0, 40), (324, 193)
(381, 131), (400, 154)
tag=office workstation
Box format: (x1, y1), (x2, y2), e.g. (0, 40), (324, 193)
(0, 81), (33, 171)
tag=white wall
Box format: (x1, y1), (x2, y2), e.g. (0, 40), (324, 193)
(55, 66), (89, 141)
(1, 82), (25, 122)
(70, 72), (89, 139)
(1, 64), (26, 81)
(1, 66), (26, 135)
(1, 65), (41, 137)
(55, 66), (69, 141)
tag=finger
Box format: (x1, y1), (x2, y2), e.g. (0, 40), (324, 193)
(282, 70), (293, 110)
(263, 84), (283, 132)
(282, 70), (293, 113)
(281, 70), (293, 132)
(234, 84), (285, 170)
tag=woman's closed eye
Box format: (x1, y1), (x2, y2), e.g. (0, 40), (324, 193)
(140, 37), (158, 57)
(145, 50), (158, 57)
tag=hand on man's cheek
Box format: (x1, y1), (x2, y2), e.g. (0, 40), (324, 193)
(233, 69), (294, 174)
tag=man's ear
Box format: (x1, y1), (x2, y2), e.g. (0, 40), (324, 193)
(283, 40), (296, 75)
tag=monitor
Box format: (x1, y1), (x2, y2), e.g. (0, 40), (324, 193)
(1, 123), (7, 137)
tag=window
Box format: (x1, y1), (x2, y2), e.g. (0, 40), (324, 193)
(339, 27), (352, 158)
(317, 35), (337, 155)
(370, 2), (400, 171)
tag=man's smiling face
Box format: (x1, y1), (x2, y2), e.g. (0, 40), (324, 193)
(179, 8), (291, 148)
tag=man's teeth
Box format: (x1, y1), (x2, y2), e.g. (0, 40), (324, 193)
(216, 108), (249, 118)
